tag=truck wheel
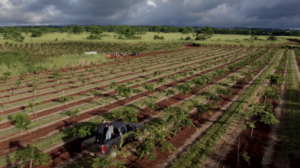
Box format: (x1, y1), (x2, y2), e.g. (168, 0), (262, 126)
(138, 136), (143, 142)
(110, 148), (117, 158)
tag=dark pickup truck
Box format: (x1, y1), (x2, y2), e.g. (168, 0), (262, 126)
(81, 122), (143, 158)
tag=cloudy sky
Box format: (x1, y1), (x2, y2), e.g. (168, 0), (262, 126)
(0, 0), (299, 28)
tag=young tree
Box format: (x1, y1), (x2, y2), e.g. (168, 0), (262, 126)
(115, 85), (140, 100)
(14, 145), (52, 168)
(11, 113), (32, 135)
(238, 101), (279, 137)
(140, 83), (156, 92)
(111, 107), (138, 122)
(72, 123), (97, 138)
(52, 70), (63, 85)
(66, 108), (81, 119)
(0, 71), (12, 83)
(135, 122), (175, 160)
(142, 96), (159, 112)
(176, 82), (192, 94)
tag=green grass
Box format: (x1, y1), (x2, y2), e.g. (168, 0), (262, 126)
(0, 32), (290, 46)
(280, 50), (300, 159)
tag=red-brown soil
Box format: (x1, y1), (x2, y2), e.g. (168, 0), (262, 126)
(0, 48), (251, 131)
(33, 50), (268, 168)
(0, 47), (265, 168)
(0, 47), (238, 118)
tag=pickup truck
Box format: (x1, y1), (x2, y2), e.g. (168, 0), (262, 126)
(81, 122), (143, 158)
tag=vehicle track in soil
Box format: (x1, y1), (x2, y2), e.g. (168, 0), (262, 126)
(0, 47), (263, 167)
(0, 47), (237, 118)
(0, 48), (253, 133)
(34, 48), (270, 168)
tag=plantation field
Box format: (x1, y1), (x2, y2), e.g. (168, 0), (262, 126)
(0, 32), (292, 46)
(0, 43), (300, 168)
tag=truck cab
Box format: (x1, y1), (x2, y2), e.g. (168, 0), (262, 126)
(81, 122), (143, 158)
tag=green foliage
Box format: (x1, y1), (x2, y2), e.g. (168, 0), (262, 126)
(140, 83), (156, 91)
(14, 145), (52, 168)
(242, 152), (251, 166)
(52, 70), (63, 84)
(109, 81), (117, 89)
(58, 96), (74, 103)
(2, 28), (25, 42)
(153, 35), (164, 40)
(163, 107), (194, 135)
(30, 29), (43, 37)
(157, 77), (165, 85)
(115, 85), (140, 100)
(153, 70), (162, 77)
(111, 107), (138, 122)
(262, 86), (281, 100)
(176, 82), (192, 94)
(72, 26), (85, 34)
(66, 108), (81, 119)
(268, 75), (285, 85)
(11, 113), (31, 130)
(0, 71), (12, 83)
(189, 100), (212, 116)
(216, 86), (234, 97)
(165, 89), (175, 97)
(135, 123), (175, 160)
(195, 26), (214, 40)
(192, 76), (207, 89)
(268, 35), (277, 41)
(72, 123), (97, 138)
(239, 101), (279, 131)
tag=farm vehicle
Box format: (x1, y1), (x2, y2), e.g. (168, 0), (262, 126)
(81, 122), (143, 158)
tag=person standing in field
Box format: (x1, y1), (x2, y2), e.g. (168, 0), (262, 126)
(96, 120), (107, 144)
(105, 123), (114, 143)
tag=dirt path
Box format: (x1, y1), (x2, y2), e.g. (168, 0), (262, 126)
(288, 50), (300, 168)
(261, 53), (287, 167)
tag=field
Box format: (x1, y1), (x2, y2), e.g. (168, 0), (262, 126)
(0, 37), (299, 168)
(0, 32), (289, 46)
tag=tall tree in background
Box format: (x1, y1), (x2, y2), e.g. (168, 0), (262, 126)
(195, 26), (214, 40)
(72, 25), (85, 34)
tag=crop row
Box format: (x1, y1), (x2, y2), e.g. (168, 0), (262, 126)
(171, 48), (280, 168)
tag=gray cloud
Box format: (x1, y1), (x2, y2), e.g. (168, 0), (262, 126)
(0, 0), (299, 28)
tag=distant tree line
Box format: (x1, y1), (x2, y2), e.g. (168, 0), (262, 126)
(0, 25), (299, 42)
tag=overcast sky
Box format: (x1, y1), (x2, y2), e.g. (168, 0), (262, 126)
(0, 0), (299, 29)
